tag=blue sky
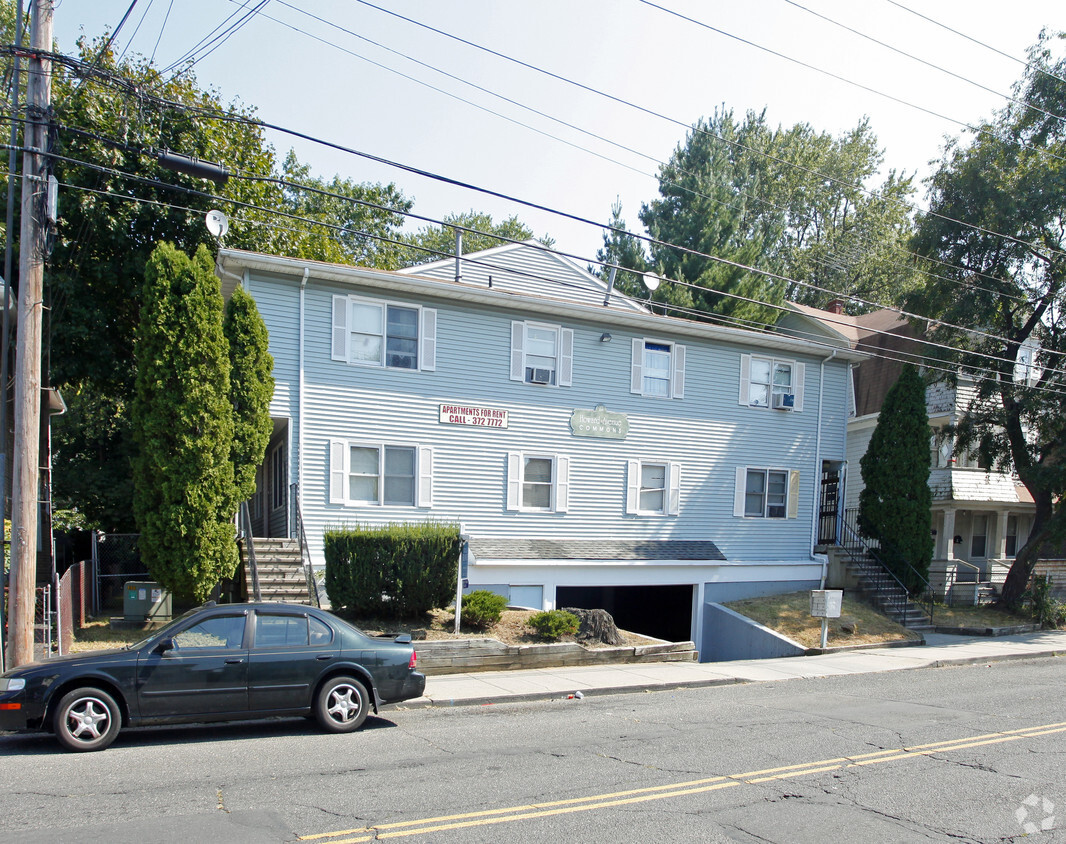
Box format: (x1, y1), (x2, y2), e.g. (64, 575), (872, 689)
(54, 0), (1065, 263)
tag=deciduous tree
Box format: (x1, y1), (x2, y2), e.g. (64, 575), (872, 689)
(906, 31), (1066, 607)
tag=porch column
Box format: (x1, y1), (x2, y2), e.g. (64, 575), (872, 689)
(942, 508), (956, 561)
(994, 510), (1009, 560)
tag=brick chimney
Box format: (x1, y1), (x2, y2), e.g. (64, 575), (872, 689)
(827, 299), (845, 315)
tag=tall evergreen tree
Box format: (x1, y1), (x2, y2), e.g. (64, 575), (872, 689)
(224, 286), (274, 502)
(132, 244), (237, 602)
(858, 365), (934, 592)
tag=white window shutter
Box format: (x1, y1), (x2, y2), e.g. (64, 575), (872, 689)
(332, 295), (349, 362)
(733, 467), (747, 517)
(788, 470), (801, 519)
(672, 344), (686, 399)
(329, 440), (347, 504)
(420, 308), (437, 372)
(667, 463), (681, 515)
(554, 456), (569, 513)
(417, 446), (433, 507)
(793, 362), (805, 412)
(631, 338), (644, 394)
(625, 459), (639, 514)
(506, 452), (521, 510)
(738, 354), (751, 405)
(558, 328), (574, 386)
(510, 322), (525, 381)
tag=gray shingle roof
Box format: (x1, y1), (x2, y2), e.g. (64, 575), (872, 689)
(469, 538), (725, 561)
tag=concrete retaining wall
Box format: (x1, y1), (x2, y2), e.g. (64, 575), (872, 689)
(701, 602), (806, 662)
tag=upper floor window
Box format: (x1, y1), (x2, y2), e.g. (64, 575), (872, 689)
(739, 353), (804, 410)
(506, 452), (569, 512)
(510, 321), (573, 386)
(631, 338), (686, 399)
(626, 460), (681, 515)
(332, 295), (436, 371)
(733, 467), (800, 519)
(329, 440), (433, 507)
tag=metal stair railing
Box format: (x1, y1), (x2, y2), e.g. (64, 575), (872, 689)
(840, 509), (934, 627)
(290, 484), (320, 608)
(239, 500), (262, 602)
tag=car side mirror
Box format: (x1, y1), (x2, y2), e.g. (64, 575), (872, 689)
(154, 637), (176, 654)
(393, 634), (412, 644)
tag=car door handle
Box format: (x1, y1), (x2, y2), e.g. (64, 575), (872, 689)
(316, 654), (333, 661)
(225, 658), (245, 664)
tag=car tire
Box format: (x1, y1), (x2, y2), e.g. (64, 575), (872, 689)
(53, 687), (122, 752)
(315, 676), (369, 733)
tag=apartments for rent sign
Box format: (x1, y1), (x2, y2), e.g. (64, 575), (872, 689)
(439, 403), (509, 428)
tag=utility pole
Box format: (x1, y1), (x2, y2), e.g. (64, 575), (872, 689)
(7, 0), (53, 669)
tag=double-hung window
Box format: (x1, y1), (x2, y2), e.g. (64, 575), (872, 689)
(626, 460), (681, 515)
(506, 452), (569, 512)
(739, 353), (804, 410)
(734, 467), (800, 519)
(329, 441), (432, 507)
(630, 338), (686, 399)
(510, 321), (573, 386)
(332, 295), (436, 371)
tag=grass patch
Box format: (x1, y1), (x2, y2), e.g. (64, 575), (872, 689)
(931, 604), (1031, 630)
(71, 619), (150, 653)
(724, 591), (921, 649)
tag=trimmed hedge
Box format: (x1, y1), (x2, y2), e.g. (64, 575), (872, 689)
(324, 522), (461, 618)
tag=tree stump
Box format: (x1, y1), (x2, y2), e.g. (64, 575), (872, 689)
(561, 607), (623, 646)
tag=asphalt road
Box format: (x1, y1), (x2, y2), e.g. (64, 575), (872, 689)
(2, 656), (1064, 843)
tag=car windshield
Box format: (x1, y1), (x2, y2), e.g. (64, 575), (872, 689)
(126, 606), (205, 651)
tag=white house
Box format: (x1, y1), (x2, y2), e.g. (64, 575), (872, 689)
(217, 242), (864, 651)
(778, 301), (1036, 599)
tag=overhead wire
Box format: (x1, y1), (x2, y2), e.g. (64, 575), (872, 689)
(241, 0), (1032, 306)
(346, 0), (1066, 263)
(782, 0), (1066, 128)
(22, 125), (1066, 390)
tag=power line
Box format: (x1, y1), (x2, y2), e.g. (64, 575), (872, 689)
(241, 0), (1032, 305)
(783, 0), (1066, 128)
(32, 132), (1066, 389)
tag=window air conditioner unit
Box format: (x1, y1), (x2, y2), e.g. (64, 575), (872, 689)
(772, 392), (795, 410)
(529, 367), (552, 385)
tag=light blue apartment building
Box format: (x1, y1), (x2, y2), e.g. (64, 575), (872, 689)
(217, 241), (863, 649)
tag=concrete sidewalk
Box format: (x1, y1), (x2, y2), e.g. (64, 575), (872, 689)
(405, 629), (1066, 709)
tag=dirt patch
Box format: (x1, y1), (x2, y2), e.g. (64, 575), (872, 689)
(342, 607), (660, 649)
(724, 591), (922, 649)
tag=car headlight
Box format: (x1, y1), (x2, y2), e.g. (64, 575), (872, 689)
(0, 678), (26, 692)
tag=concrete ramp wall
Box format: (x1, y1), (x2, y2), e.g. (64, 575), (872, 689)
(701, 603), (806, 662)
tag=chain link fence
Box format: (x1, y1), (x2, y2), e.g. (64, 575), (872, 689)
(94, 533), (148, 614)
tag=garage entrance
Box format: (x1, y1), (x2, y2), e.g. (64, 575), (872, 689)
(556, 584), (693, 643)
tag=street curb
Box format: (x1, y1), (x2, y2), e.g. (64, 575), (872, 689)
(395, 647), (1065, 710)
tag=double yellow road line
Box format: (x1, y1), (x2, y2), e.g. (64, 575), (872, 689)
(300, 721), (1066, 842)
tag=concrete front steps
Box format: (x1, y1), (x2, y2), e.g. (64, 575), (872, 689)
(242, 537), (315, 605)
(838, 552), (935, 631)
(413, 637), (698, 676)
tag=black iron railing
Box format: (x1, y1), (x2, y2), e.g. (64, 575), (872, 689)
(290, 484), (320, 608)
(840, 508), (934, 627)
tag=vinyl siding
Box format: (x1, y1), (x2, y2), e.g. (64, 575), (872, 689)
(247, 271), (851, 569)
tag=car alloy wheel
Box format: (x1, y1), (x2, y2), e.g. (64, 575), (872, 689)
(53, 687), (122, 752)
(315, 676), (369, 733)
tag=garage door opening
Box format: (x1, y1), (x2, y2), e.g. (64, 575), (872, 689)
(556, 584), (693, 643)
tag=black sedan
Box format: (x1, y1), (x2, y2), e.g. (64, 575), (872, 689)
(0, 601), (425, 752)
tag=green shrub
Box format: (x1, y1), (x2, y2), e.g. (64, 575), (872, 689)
(324, 522), (461, 618)
(460, 590), (508, 629)
(1028, 575), (1066, 628)
(527, 610), (579, 641)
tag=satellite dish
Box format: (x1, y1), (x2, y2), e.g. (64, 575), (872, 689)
(205, 209), (229, 239)
(643, 272), (660, 292)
